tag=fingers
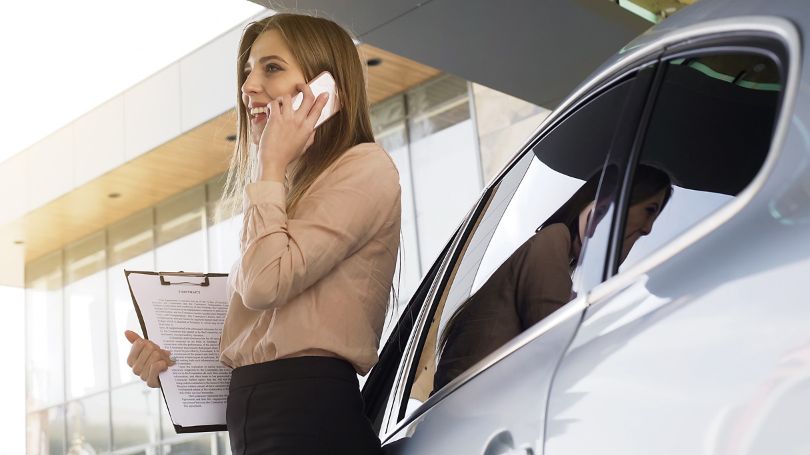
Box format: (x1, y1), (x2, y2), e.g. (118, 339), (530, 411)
(268, 98), (280, 121)
(132, 341), (158, 375)
(305, 93), (330, 128)
(263, 98), (282, 139)
(124, 330), (141, 344)
(130, 338), (171, 370)
(124, 330), (173, 387)
(127, 332), (166, 365)
(138, 349), (164, 382)
(295, 82), (315, 118)
(126, 337), (146, 367)
(281, 94), (292, 117)
(146, 360), (168, 388)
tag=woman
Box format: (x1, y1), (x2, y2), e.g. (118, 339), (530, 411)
(125, 13), (401, 454)
(433, 165), (671, 392)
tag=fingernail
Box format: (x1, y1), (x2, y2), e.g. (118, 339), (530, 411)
(169, 356), (177, 363)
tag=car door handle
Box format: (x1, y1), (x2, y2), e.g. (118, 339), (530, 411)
(482, 430), (535, 455)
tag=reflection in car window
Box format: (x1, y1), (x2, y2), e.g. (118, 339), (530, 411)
(619, 52), (782, 271)
(435, 164), (672, 392)
(398, 76), (644, 421)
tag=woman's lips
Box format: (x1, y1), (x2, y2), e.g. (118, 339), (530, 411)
(251, 112), (267, 123)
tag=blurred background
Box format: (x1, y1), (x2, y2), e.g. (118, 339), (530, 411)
(0, 0), (694, 453)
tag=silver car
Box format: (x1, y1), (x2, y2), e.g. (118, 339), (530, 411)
(362, 0), (810, 454)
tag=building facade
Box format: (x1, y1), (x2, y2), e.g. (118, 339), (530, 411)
(18, 14), (548, 452)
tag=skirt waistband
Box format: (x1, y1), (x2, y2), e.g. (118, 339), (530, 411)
(229, 356), (357, 391)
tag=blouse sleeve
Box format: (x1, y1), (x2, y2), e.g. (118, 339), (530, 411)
(233, 146), (400, 311)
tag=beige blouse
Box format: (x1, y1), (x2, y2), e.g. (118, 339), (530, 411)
(219, 142), (401, 375)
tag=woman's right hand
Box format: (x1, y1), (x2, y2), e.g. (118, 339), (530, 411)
(257, 84), (329, 182)
(125, 330), (175, 388)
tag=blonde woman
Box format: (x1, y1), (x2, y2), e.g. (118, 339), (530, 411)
(125, 13), (401, 454)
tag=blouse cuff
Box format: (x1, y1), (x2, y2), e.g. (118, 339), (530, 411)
(244, 181), (287, 211)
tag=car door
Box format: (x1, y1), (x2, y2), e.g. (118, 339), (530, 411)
(363, 58), (661, 455)
(544, 23), (803, 455)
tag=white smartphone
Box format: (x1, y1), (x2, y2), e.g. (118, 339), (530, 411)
(291, 71), (340, 128)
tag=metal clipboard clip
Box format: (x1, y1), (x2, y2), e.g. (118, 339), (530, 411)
(159, 271), (210, 287)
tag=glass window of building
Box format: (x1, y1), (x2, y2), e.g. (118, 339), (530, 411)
(25, 251), (65, 410)
(372, 94), (421, 318)
(26, 405), (65, 455)
(207, 175), (242, 274)
(407, 75), (482, 273)
(108, 208), (156, 387)
(64, 232), (108, 400)
(110, 382), (160, 451)
(65, 392), (110, 453)
(370, 75), (482, 348)
(155, 186), (207, 272)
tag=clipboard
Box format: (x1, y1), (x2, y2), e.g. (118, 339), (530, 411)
(125, 270), (229, 434)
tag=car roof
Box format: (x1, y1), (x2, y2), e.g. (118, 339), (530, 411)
(598, 0), (807, 78)
(489, 0), (805, 192)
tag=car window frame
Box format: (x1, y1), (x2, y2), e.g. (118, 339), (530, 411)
(377, 61), (663, 441)
(368, 15), (801, 446)
(362, 231), (456, 432)
(587, 16), (802, 307)
(374, 187), (494, 434)
(602, 29), (796, 290)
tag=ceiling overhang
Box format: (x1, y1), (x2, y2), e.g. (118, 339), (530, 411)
(0, 44), (439, 286)
(251, 0), (650, 107)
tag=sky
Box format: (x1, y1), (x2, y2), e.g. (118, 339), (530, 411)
(0, 1), (266, 451)
(0, 0), (265, 164)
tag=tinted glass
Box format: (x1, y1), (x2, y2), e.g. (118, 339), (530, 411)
(618, 51), (781, 271)
(398, 76), (639, 421)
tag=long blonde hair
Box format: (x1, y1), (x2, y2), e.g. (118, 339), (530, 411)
(220, 13), (375, 218)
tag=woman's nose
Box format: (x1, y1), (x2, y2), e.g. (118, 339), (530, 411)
(640, 217), (655, 236)
(241, 71), (262, 96)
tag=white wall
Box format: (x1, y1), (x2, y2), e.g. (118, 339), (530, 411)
(0, 285), (25, 454)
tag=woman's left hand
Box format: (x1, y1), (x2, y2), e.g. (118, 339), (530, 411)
(257, 83), (330, 182)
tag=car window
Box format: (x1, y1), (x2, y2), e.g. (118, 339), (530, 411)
(616, 50), (783, 272)
(395, 74), (646, 422)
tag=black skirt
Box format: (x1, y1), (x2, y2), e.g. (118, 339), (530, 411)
(226, 356), (381, 455)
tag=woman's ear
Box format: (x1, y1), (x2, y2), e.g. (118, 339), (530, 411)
(578, 201), (596, 241)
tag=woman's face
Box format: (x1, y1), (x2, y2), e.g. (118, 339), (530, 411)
(620, 189), (668, 263)
(241, 29), (307, 145)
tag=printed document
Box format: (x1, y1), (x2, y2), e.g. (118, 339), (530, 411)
(126, 271), (230, 431)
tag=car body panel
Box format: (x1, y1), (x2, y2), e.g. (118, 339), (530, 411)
(374, 0), (810, 453)
(547, 5), (810, 455)
(384, 298), (586, 454)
